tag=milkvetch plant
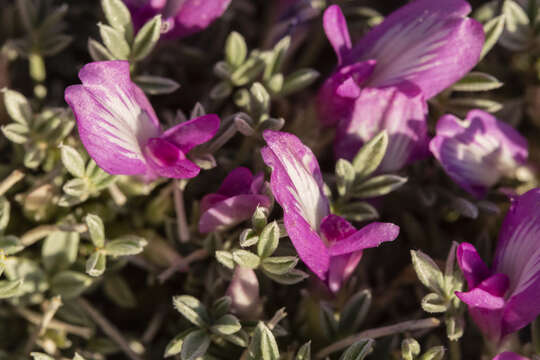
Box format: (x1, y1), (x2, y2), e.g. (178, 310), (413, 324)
(0, 0), (539, 359)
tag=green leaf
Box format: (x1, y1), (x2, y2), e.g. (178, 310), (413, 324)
(101, 0), (133, 41)
(40, 34), (73, 56)
(0, 236), (24, 255)
(257, 221), (279, 258)
(481, 15), (506, 59)
(24, 146), (46, 169)
(452, 72), (503, 92)
(85, 214), (106, 248)
(250, 82), (270, 115)
(261, 256), (298, 275)
(411, 250), (444, 294)
(401, 338), (421, 360)
(181, 329), (211, 360)
(88, 37), (115, 61)
(63, 178), (89, 197)
(447, 97), (503, 114)
(240, 229), (259, 248)
(60, 145), (86, 178)
(104, 274), (137, 308)
(133, 75), (180, 95)
(225, 31), (248, 68)
(251, 206), (268, 233)
(264, 36), (290, 80)
(164, 330), (193, 358)
(42, 231), (80, 272)
(351, 130), (388, 180)
(339, 339), (374, 360)
(211, 296), (232, 319)
(173, 295), (209, 327)
(210, 81), (233, 100)
(419, 346), (445, 360)
(104, 235), (147, 256)
(86, 251), (106, 277)
(1, 123), (29, 144)
(281, 69), (319, 95)
(211, 314), (242, 335)
(338, 202), (379, 223)
(320, 303), (338, 338)
(296, 341), (311, 360)
(336, 158), (355, 197)
(0, 197), (10, 232)
(2, 89), (32, 125)
(339, 289), (372, 333)
(73, 353), (86, 360)
(224, 329), (249, 347)
(421, 293), (449, 313)
(249, 322), (280, 360)
(216, 250), (234, 269)
(50, 271), (92, 299)
(16, 0), (37, 32)
(131, 15), (161, 61)
(0, 279), (24, 299)
(263, 268), (309, 285)
(451, 197), (479, 219)
(233, 250), (261, 269)
(353, 175), (407, 198)
(230, 54), (266, 86)
(445, 315), (464, 341)
(30, 353), (55, 360)
(99, 23), (130, 59)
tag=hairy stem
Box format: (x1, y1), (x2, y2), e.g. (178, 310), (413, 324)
(173, 179), (190, 243)
(0, 169), (24, 196)
(78, 298), (144, 360)
(157, 248), (209, 283)
(315, 317), (441, 359)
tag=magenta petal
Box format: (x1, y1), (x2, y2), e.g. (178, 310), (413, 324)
(64, 61), (161, 176)
(216, 167), (254, 197)
(317, 60), (376, 127)
(227, 266), (260, 318)
(346, 0), (484, 99)
(161, 114), (220, 154)
(493, 189), (540, 338)
(261, 130), (330, 280)
(477, 273), (510, 298)
(456, 287), (505, 341)
(144, 138), (200, 179)
(199, 193), (227, 214)
(320, 214), (356, 243)
(167, 0), (231, 39)
(334, 83), (428, 172)
(456, 242), (491, 289)
(123, 0), (166, 30)
(493, 352), (530, 360)
(323, 5), (352, 65)
(328, 252), (362, 293)
(198, 194), (271, 233)
(328, 222), (399, 257)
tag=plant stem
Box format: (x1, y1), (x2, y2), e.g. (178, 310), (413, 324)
(157, 248), (209, 283)
(173, 179), (190, 243)
(450, 339), (461, 360)
(22, 296), (63, 354)
(0, 169), (24, 196)
(13, 307), (93, 339)
(78, 298), (144, 360)
(20, 223), (87, 247)
(315, 317), (441, 359)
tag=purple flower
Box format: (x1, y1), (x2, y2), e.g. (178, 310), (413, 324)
(261, 130), (399, 292)
(318, 1), (484, 172)
(430, 110), (528, 198)
(198, 167), (271, 233)
(493, 353), (530, 360)
(123, 0), (231, 39)
(456, 188), (540, 343)
(65, 60), (219, 181)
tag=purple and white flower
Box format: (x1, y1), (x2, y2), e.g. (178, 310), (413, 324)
(318, 0), (484, 172)
(261, 130), (399, 292)
(65, 60), (219, 181)
(123, 0), (231, 39)
(198, 167), (271, 233)
(456, 188), (540, 343)
(430, 110), (528, 198)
